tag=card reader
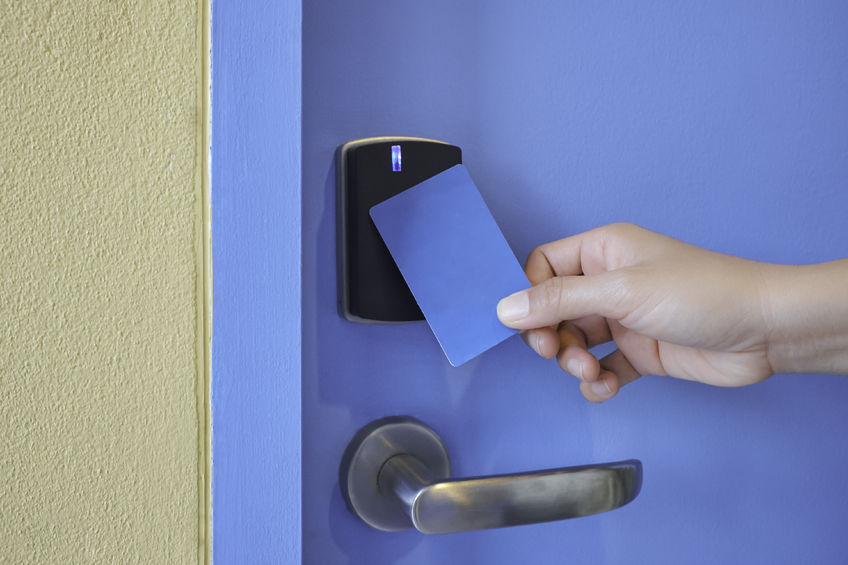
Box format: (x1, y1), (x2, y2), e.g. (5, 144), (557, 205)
(336, 137), (462, 323)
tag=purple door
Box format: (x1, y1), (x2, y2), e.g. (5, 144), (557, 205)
(214, 2), (848, 563)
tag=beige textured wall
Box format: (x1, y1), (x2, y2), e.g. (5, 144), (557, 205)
(0, 1), (209, 563)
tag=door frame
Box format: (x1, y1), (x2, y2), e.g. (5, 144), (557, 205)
(211, 1), (302, 563)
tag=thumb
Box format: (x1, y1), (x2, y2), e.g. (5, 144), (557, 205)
(497, 274), (623, 329)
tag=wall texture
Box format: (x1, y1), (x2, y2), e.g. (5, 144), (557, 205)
(0, 1), (209, 563)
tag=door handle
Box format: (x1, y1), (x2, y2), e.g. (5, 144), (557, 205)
(339, 416), (642, 534)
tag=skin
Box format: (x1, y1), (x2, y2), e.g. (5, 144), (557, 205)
(497, 223), (848, 402)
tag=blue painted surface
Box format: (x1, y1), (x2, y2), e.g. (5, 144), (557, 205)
(212, 1), (301, 563)
(302, 2), (848, 564)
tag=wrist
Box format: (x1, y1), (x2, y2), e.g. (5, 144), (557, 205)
(763, 260), (848, 375)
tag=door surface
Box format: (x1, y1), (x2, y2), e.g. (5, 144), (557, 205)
(300, 2), (848, 564)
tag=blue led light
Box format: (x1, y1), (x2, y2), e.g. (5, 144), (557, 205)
(391, 145), (402, 172)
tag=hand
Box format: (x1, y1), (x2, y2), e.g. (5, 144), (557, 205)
(496, 223), (848, 402)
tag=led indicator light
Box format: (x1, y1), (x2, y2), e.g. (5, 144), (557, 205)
(391, 145), (402, 172)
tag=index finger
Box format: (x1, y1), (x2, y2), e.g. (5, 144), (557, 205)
(525, 226), (610, 284)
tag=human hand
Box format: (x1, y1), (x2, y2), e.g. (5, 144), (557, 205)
(497, 223), (848, 402)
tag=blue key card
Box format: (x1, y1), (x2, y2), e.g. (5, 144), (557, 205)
(370, 164), (529, 366)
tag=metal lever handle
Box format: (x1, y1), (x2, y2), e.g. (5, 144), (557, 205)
(339, 416), (642, 534)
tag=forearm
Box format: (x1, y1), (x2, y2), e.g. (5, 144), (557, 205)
(764, 259), (848, 375)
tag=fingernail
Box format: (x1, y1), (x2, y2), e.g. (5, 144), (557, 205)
(566, 359), (583, 381)
(497, 291), (529, 322)
(591, 379), (613, 397)
(529, 332), (540, 354)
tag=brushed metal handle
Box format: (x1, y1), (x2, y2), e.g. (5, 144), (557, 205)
(339, 416), (642, 534)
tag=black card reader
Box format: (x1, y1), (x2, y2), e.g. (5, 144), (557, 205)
(336, 137), (462, 323)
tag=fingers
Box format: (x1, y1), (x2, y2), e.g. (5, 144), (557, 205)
(523, 316), (612, 361)
(562, 316), (612, 349)
(579, 349), (643, 403)
(507, 225), (649, 402)
(578, 370), (619, 402)
(524, 226), (615, 283)
(524, 245), (559, 285)
(600, 349), (643, 387)
(498, 273), (624, 330)
(556, 321), (601, 382)
(524, 314), (645, 403)
(521, 328), (559, 359)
